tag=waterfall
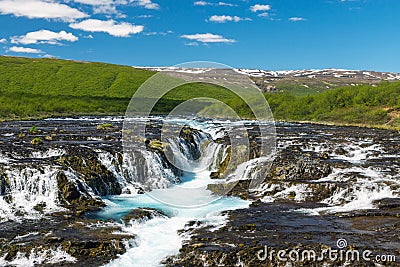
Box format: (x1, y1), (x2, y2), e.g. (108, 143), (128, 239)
(0, 165), (64, 221)
(0, 117), (234, 222)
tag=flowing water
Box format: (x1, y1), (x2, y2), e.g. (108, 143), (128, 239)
(0, 117), (399, 266)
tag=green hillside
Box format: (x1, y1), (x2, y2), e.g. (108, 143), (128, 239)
(265, 82), (400, 128)
(0, 56), (399, 129)
(0, 56), (155, 119)
(0, 56), (246, 119)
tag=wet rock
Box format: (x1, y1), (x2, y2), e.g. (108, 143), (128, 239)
(96, 123), (118, 131)
(179, 126), (202, 160)
(57, 171), (105, 214)
(210, 147), (231, 179)
(267, 146), (332, 181)
(121, 208), (168, 224)
(334, 147), (349, 155)
(166, 201), (400, 267)
(373, 198), (400, 209)
(0, 216), (133, 267)
(58, 148), (122, 196)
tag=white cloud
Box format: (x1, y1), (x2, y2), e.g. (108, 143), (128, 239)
(7, 46), (43, 54)
(218, 2), (236, 6)
(11, 30), (78, 45)
(136, 14), (153, 18)
(73, 0), (160, 9)
(132, 0), (159, 9)
(93, 4), (118, 14)
(185, 42), (199, 46)
(69, 19), (144, 37)
(257, 12), (268, 17)
(0, 0), (88, 21)
(72, 0), (125, 16)
(194, 1), (209, 6)
(208, 15), (250, 23)
(289, 17), (306, 21)
(194, 1), (236, 6)
(250, 4), (271, 12)
(181, 33), (235, 43)
(144, 30), (172, 36)
(0, 38), (7, 43)
(43, 54), (57, 58)
(73, 0), (114, 5)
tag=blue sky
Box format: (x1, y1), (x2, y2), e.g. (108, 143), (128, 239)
(0, 0), (399, 72)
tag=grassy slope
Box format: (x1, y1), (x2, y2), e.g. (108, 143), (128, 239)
(0, 56), (155, 119)
(0, 56), (245, 119)
(264, 82), (400, 129)
(0, 56), (399, 129)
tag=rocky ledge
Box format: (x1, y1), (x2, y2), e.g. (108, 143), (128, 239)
(167, 123), (400, 266)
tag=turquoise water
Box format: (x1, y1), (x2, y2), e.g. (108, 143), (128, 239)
(98, 170), (250, 267)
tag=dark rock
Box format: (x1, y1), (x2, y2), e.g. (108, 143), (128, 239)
(0, 216), (133, 267)
(267, 146), (332, 181)
(373, 198), (400, 209)
(334, 147), (348, 155)
(58, 148), (122, 196)
(57, 172), (105, 214)
(166, 202), (400, 267)
(121, 208), (168, 224)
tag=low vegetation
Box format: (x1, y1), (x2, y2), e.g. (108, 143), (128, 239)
(263, 81), (400, 128)
(1, 56), (399, 129)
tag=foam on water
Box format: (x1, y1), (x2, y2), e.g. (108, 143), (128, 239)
(30, 148), (65, 159)
(0, 247), (76, 267)
(0, 166), (66, 221)
(103, 193), (249, 267)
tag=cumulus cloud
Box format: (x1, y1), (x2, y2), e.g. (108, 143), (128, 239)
(0, 0), (88, 21)
(73, 0), (159, 9)
(289, 17), (306, 21)
(208, 15), (250, 23)
(66, 0), (159, 17)
(0, 38), (7, 43)
(250, 4), (270, 12)
(181, 33), (235, 43)
(73, 0), (114, 4)
(132, 0), (159, 9)
(69, 19), (144, 37)
(11, 30), (78, 45)
(7, 46), (43, 53)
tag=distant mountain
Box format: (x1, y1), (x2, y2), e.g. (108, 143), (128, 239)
(234, 68), (400, 80)
(139, 67), (400, 95)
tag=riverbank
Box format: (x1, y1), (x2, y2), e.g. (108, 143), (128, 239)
(1, 114), (399, 133)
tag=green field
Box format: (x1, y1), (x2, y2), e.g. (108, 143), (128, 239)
(0, 56), (399, 129)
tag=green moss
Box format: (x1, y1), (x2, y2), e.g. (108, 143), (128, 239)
(30, 137), (42, 145)
(148, 140), (168, 151)
(96, 123), (116, 130)
(29, 126), (38, 134)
